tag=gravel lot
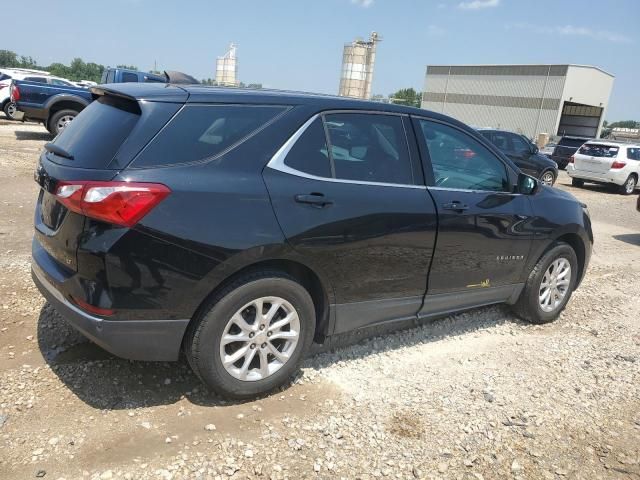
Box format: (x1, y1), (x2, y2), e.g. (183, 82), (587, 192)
(0, 120), (639, 480)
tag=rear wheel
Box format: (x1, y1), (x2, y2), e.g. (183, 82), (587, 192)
(185, 271), (316, 399)
(512, 242), (578, 324)
(619, 175), (637, 195)
(48, 109), (78, 136)
(3, 101), (17, 120)
(540, 170), (556, 186)
(571, 178), (584, 188)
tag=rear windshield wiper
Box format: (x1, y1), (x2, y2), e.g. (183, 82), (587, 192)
(44, 143), (74, 160)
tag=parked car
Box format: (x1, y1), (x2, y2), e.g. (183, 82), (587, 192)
(31, 84), (593, 398)
(11, 79), (93, 135)
(540, 142), (557, 156)
(1, 68), (53, 119)
(11, 68), (171, 135)
(550, 136), (591, 169)
(567, 141), (640, 195)
(478, 129), (558, 186)
(101, 67), (166, 84)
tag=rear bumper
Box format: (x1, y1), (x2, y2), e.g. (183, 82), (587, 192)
(16, 104), (47, 121)
(32, 259), (189, 362)
(566, 165), (628, 186)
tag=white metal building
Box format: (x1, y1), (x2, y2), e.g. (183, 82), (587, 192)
(421, 64), (614, 139)
(215, 44), (239, 87)
(338, 32), (381, 100)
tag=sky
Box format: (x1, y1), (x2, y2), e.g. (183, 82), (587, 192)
(3, 0), (639, 120)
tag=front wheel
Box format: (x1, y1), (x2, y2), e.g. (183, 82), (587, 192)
(48, 109), (78, 136)
(619, 175), (637, 195)
(540, 170), (556, 186)
(185, 272), (316, 399)
(512, 242), (578, 324)
(571, 178), (584, 188)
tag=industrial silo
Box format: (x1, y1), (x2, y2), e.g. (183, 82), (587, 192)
(215, 44), (239, 87)
(338, 32), (381, 99)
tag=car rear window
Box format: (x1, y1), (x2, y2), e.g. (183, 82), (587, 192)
(132, 105), (287, 167)
(578, 144), (619, 158)
(47, 95), (141, 169)
(558, 137), (588, 148)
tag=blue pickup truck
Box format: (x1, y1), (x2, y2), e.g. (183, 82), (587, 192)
(12, 68), (166, 135)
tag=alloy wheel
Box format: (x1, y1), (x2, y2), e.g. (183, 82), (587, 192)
(539, 258), (571, 313)
(541, 171), (555, 186)
(5, 102), (17, 119)
(56, 115), (75, 132)
(625, 176), (636, 194)
(219, 296), (300, 381)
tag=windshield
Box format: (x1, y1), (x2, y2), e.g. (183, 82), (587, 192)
(578, 144), (619, 158)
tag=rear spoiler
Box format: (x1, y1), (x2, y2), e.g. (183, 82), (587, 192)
(90, 86), (137, 102)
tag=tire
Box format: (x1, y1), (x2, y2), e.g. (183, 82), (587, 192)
(185, 271), (316, 399)
(3, 101), (18, 120)
(571, 178), (584, 188)
(619, 174), (637, 195)
(47, 109), (78, 136)
(512, 242), (578, 324)
(540, 170), (556, 186)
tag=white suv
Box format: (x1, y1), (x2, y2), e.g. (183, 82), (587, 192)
(567, 140), (640, 195)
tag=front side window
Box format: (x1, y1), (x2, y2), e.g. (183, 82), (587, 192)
(418, 120), (510, 192)
(134, 105), (286, 167)
(283, 118), (331, 178)
(51, 79), (73, 86)
(578, 144), (619, 158)
(324, 113), (413, 185)
(511, 134), (531, 155)
(490, 132), (511, 152)
(24, 76), (48, 83)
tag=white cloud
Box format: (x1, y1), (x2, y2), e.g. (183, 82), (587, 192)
(427, 25), (446, 36)
(351, 0), (374, 7)
(458, 0), (500, 10)
(507, 22), (632, 44)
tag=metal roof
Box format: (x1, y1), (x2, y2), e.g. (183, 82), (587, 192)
(425, 64), (614, 78)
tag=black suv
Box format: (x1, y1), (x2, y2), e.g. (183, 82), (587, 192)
(32, 84), (593, 398)
(478, 129), (559, 186)
(550, 136), (591, 169)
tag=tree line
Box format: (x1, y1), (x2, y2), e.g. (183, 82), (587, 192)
(0, 49), (137, 83)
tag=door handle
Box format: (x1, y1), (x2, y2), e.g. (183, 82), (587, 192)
(294, 193), (333, 208)
(442, 201), (469, 212)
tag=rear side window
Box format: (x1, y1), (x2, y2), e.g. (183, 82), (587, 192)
(578, 144), (619, 158)
(627, 148), (640, 160)
(324, 113), (414, 185)
(133, 105), (286, 167)
(48, 96), (141, 169)
(284, 118), (331, 178)
(122, 72), (138, 83)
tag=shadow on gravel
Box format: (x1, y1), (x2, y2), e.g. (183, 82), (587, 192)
(14, 130), (53, 141)
(37, 301), (521, 410)
(559, 181), (618, 195)
(613, 233), (640, 246)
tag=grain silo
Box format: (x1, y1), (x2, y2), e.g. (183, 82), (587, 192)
(215, 43), (239, 87)
(338, 32), (381, 99)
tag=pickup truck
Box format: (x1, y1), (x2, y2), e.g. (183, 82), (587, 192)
(12, 67), (167, 135)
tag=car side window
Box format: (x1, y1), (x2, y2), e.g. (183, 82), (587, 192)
(490, 132), (511, 152)
(511, 134), (531, 155)
(51, 79), (72, 86)
(323, 113), (414, 185)
(24, 76), (48, 83)
(122, 72), (138, 83)
(628, 148), (640, 161)
(283, 118), (332, 178)
(418, 120), (510, 192)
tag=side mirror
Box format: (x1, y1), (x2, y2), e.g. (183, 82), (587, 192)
(531, 144), (539, 154)
(518, 173), (538, 195)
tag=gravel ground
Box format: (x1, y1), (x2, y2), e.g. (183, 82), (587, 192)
(0, 120), (639, 480)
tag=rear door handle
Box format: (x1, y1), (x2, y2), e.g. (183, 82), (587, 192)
(294, 193), (333, 208)
(442, 201), (469, 212)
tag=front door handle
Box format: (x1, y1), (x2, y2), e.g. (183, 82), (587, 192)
(442, 201), (469, 212)
(295, 193), (333, 208)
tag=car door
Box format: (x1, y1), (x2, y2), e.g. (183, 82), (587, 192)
(509, 133), (539, 177)
(412, 117), (533, 316)
(263, 111), (438, 334)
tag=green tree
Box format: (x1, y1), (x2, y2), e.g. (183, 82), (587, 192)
(389, 88), (421, 107)
(0, 50), (20, 67)
(116, 64), (138, 70)
(608, 120), (639, 129)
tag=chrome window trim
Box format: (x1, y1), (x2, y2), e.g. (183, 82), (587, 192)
(266, 112), (426, 190)
(428, 186), (522, 196)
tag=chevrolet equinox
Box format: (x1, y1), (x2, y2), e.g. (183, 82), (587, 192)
(32, 84), (593, 398)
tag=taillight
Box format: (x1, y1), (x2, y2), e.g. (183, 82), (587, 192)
(10, 84), (20, 102)
(54, 181), (170, 227)
(71, 296), (114, 316)
(611, 161), (626, 169)
(569, 155), (575, 164)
